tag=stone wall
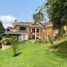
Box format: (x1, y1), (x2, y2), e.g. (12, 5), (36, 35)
(2, 45), (12, 50)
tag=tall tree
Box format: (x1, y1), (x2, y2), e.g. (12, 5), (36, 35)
(46, 0), (67, 34)
(0, 21), (5, 34)
(33, 9), (44, 24)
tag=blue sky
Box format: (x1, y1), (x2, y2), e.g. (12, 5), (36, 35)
(0, 0), (47, 28)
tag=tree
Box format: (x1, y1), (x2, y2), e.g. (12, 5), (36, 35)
(6, 27), (13, 31)
(0, 21), (5, 34)
(12, 36), (18, 57)
(0, 21), (5, 41)
(46, 0), (67, 35)
(1, 36), (18, 56)
(33, 9), (44, 24)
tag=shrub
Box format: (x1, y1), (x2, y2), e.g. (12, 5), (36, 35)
(1, 37), (13, 45)
(1, 36), (18, 45)
(12, 44), (18, 57)
(0, 40), (2, 48)
(11, 36), (18, 57)
(28, 35), (32, 40)
(1, 36), (19, 57)
(48, 35), (54, 46)
(0, 36), (2, 48)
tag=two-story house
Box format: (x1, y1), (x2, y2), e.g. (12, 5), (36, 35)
(13, 21), (45, 41)
(12, 20), (58, 41)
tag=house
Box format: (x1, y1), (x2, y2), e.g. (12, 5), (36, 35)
(13, 21), (45, 41)
(12, 20), (58, 41)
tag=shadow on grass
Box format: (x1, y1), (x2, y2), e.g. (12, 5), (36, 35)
(13, 52), (22, 57)
(52, 40), (67, 59)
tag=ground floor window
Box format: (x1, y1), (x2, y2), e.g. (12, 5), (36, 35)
(36, 37), (39, 39)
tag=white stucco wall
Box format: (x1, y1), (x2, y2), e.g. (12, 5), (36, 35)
(19, 34), (28, 41)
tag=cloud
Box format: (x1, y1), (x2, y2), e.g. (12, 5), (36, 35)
(0, 15), (16, 28)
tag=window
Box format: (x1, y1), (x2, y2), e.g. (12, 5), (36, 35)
(36, 28), (39, 33)
(36, 37), (39, 39)
(32, 28), (35, 33)
(20, 26), (26, 31)
(37, 34), (39, 36)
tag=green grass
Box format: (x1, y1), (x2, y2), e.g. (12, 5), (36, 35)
(0, 36), (67, 67)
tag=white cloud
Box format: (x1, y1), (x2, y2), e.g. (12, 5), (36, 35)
(0, 15), (16, 28)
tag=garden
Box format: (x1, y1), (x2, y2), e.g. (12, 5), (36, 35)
(0, 35), (67, 67)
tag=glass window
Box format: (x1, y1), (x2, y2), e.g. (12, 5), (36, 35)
(32, 28), (35, 33)
(20, 27), (26, 31)
(37, 28), (39, 33)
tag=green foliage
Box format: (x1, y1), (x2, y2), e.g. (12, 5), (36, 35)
(10, 36), (18, 43)
(6, 27), (12, 31)
(1, 37), (13, 45)
(1, 36), (18, 45)
(0, 21), (5, 34)
(35, 39), (47, 43)
(12, 44), (18, 57)
(28, 35), (32, 40)
(11, 36), (18, 57)
(60, 27), (65, 36)
(33, 10), (44, 24)
(46, 0), (67, 30)
(0, 40), (2, 48)
(48, 35), (53, 41)
(1, 36), (18, 57)
(48, 35), (54, 46)
(0, 36), (2, 48)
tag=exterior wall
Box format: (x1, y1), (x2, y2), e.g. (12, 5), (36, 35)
(14, 25), (30, 34)
(47, 26), (54, 35)
(13, 25), (30, 41)
(43, 26), (55, 39)
(13, 22), (57, 40)
(19, 34), (28, 41)
(31, 27), (44, 39)
(2, 45), (12, 50)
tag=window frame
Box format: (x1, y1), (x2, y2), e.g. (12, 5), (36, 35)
(19, 26), (27, 31)
(32, 28), (35, 33)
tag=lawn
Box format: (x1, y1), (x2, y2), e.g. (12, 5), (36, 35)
(0, 36), (67, 67)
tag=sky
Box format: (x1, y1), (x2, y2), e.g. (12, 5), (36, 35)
(0, 0), (47, 28)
